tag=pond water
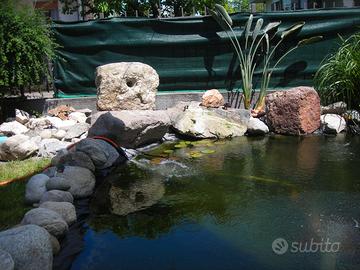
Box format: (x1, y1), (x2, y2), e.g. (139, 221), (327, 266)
(71, 135), (360, 270)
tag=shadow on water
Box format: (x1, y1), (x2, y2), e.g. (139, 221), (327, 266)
(72, 135), (360, 270)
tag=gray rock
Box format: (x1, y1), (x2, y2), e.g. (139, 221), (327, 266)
(21, 208), (68, 238)
(57, 120), (77, 131)
(345, 110), (360, 123)
(26, 118), (51, 130)
(69, 111), (87, 123)
(46, 176), (71, 191)
(88, 110), (171, 149)
(96, 62), (159, 111)
(0, 134), (39, 161)
(39, 129), (54, 139)
(39, 190), (74, 204)
(39, 201), (77, 225)
(246, 117), (269, 136)
(25, 174), (50, 204)
(0, 249), (14, 270)
(0, 225), (53, 270)
(64, 122), (90, 140)
(38, 138), (71, 158)
(74, 138), (119, 169)
(0, 121), (28, 136)
(56, 166), (96, 198)
(51, 150), (95, 172)
(15, 109), (30, 125)
(49, 234), (60, 255)
(77, 108), (92, 117)
(53, 129), (67, 140)
(321, 101), (347, 115)
(172, 102), (250, 139)
(321, 114), (347, 134)
(42, 166), (57, 178)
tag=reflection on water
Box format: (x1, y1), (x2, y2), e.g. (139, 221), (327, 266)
(73, 135), (360, 270)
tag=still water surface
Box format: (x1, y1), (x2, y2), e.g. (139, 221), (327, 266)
(72, 135), (360, 270)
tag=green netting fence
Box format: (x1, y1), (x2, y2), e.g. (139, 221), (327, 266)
(52, 8), (360, 98)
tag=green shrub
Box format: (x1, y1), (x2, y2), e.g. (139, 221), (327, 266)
(0, 0), (58, 96)
(315, 32), (360, 109)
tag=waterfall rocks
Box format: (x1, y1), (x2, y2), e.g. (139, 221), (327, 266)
(96, 62), (159, 111)
(0, 121), (28, 136)
(266, 87), (321, 135)
(0, 134), (39, 161)
(321, 114), (347, 134)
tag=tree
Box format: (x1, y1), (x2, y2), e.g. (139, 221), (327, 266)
(0, 0), (58, 96)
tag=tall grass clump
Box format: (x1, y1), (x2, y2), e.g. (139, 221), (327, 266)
(315, 32), (360, 109)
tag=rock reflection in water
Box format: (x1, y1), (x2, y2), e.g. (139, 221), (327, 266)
(91, 163), (165, 216)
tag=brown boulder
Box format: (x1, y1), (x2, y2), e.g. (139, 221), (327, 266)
(265, 87), (320, 135)
(201, 89), (224, 108)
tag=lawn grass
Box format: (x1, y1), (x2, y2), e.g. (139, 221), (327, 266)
(0, 158), (51, 230)
(0, 157), (51, 183)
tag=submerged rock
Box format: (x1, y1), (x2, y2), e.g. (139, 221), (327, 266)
(21, 208), (68, 238)
(88, 110), (170, 149)
(201, 89), (225, 108)
(246, 117), (269, 136)
(0, 134), (39, 161)
(172, 102), (249, 139)
(0, 225), (53, 270)
(96, 62), (159, 111)
(266, 86), (321, 135)
(321, 114), (346, 134)
(25, 174), (50, 204)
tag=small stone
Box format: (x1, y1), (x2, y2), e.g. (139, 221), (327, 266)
(64, 122), (89, 140)
(38, 138), (71, 158)
(51, 150), (95, 172)
(15, 109), (30, 125)
(57, 120), (77, 131)
(69, 112), (87, 123)
(0, 121), (28, 136)
(39, 201), (77, 225)
(77, 108), (92, 117)
(321, 114), (346, 134)
(201, 89), (225, 108)
(25, 174), (50, 204)
(48, 105), (75, 120)
(39, 129), (53, 139)
(49, 234), (60, 255)
(21, 208), (68, 238)
(0, 249), (14, 270)
(26, 118), (51, 130)
(46, 177), (71, 191)
(53, 129), (67, 140)
(246, 117), (269, 135)
(321, 101), (347, 115)
(0, 225), (53, 270)
(39, 190), (74, 204)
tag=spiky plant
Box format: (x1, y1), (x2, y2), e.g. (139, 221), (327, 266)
(315, 32), (360, 109)
(210, 4), (322, 112)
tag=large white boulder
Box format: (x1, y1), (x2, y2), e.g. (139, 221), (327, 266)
(172, 102), (250, 139)
(0, 225), (53, 270)
(0, 121), (28, 136)
(246, 117), (269, 135)
(96, 62), (159, 111)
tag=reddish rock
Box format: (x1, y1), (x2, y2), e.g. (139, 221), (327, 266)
(265, 87), (321, 135)
(201, 89), (224, 108)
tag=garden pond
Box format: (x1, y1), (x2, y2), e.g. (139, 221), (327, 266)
(68, 134), (360, 270)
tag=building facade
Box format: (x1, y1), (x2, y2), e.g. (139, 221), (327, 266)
(251, 0), (359, 11)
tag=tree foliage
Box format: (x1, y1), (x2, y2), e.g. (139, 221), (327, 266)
(0, 0), (58, 96)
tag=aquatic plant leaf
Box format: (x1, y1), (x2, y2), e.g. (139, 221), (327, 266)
(201, 149), (216, 154)
(252, 19), (264, 40)
(190, 153), (203, 158)
(263, 21), (281, 33)
(214, 141), (226, 145)
(297, 36), (323, 47)
(245, 14), (254, 39)
(209, 9), (229, 31)
(174, 144), (187, 148)
(215, 4), (233, 26)
(163, 150), (174, 154)
(281, 22), (305, 39)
